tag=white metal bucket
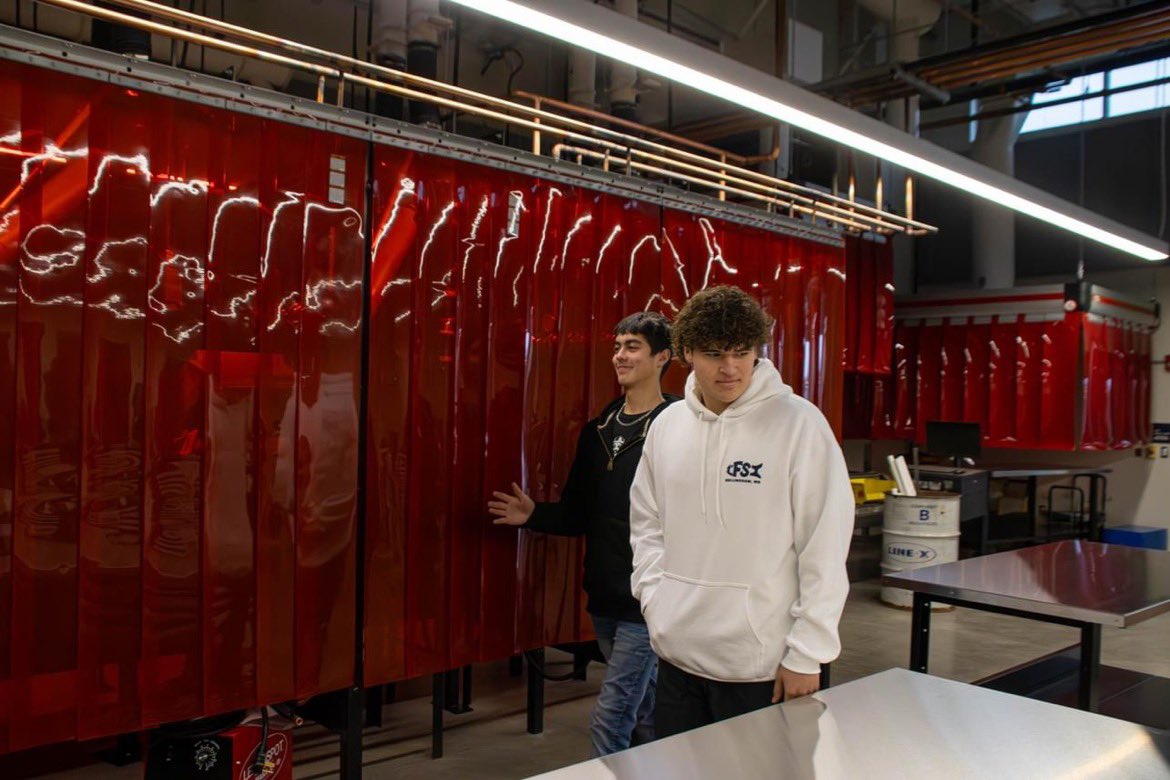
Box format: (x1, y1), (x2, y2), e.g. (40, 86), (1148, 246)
(882, 490), (961, 536)
(880, 523), (960, 609)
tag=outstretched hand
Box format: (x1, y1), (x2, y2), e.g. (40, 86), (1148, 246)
(488, 482), (535, 526)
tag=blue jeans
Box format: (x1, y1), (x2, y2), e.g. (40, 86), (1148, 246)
(589, 616), (657, 757)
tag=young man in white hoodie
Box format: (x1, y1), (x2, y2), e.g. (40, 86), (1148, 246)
(629, 285), (853, 738)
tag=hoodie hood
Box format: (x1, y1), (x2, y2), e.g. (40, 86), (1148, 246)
(683, 357), (791, 419)
(683, 359), (791, 525)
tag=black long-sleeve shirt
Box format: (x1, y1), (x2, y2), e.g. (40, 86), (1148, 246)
(525, 395), (679, 622)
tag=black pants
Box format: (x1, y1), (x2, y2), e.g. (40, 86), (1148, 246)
(655, 659), (774, 739)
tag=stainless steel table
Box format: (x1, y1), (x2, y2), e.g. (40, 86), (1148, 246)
(883, 540), (1170, 711)
(528, 669), (1170, 780)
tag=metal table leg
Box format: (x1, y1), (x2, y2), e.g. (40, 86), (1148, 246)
(1079, 624), (1102, 712)
(462, 664), (473, 712)
(364, 685), (384, 728)
(339, 686), (364, 780)
(443, 666), (473, 715)
(910, 592), (932, 673)
(1027, 476), (1038, 540)
(432, 673), (444, 758)
(527, 648), (545, 734)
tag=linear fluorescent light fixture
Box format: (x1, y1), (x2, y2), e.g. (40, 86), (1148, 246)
(449, 0), (1169, 261)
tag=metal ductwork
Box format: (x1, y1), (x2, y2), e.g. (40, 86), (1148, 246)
(373, 0), (449, 125)
(857, 0), (941, 294)
(407, 0), (446, 126)
(91, 1), (150, 58)
(856, 0), (941, 132)
(608, 0), (638, 121)
(971, 97), (1028, 289)
(568, 49), (596, 108)
(373, 0), (408, 119)
(857, 0), (941, 65)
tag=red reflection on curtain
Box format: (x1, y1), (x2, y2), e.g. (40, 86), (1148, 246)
(1081, 314), (1109, 451)
(987, 316), (1018, 446)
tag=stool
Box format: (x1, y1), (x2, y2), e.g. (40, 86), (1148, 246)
(1101, 525), (1169, 551)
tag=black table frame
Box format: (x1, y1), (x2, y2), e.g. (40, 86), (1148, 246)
(909, 592), (1103, 711)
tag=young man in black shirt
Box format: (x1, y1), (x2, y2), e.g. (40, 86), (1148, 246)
(489, 311), (677, 756)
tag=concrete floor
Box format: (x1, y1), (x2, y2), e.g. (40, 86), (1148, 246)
(40, 578), (1170, 780)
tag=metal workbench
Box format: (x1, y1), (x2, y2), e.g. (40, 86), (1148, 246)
(884, 540), (1170, 711)
(528, 668), (1170, 779)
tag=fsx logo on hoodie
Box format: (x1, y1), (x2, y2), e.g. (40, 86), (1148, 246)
(725, 460), (764, 484)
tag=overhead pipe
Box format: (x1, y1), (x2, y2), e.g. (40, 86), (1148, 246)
(27, 0), (931, 238)
(820, 5), (1170, 108)
(347, 71), (934, 233)
(918, 10), (1170, 84)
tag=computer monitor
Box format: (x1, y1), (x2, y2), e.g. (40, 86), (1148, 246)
(925, 421), (982, 464)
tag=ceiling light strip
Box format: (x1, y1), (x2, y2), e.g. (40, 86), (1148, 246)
(449, 0), (1167, 261)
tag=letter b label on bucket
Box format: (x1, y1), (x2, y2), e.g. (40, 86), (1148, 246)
(918, 508), (931, 522)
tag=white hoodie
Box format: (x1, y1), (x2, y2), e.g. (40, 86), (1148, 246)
(629, 358), (852, 682)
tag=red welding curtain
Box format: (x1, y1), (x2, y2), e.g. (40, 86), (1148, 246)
(0, 62), (362, 751)
(364, 177), (848, 684)
(0, 57), (850, 753)
(887, 312), (1137, 451)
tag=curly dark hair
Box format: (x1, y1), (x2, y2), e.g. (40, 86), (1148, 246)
(672, 285), (771, 357)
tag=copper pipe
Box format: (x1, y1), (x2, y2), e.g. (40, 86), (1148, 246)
(919, 8), (1170, 79)
(672, 111), (751, 135)
(741, 127), (782, 165)
(512, 90), (752, 164)
(549, 142), (924, 234)
(553, 145), (878, 232)
(921, 72), (1170, 130)
(920, 12), (1170, 82)
(932, 24), (1170, 88)
(92, 0), (799, 215)
(933, 28), (1170, 89)
(78, 0), (736, 175)
(66, 0), (834, 216)
(674, 113), (773, 143)
(479, 81), (923, 229)
(43, 0), (932, 237)
(39, 0), (341, 79)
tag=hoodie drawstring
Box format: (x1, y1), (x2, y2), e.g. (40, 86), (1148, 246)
(697, 414), (729, 527)
(714, 417), (728, 528)
(699, 422), (709, 521)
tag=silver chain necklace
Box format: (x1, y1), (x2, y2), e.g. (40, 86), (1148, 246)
(616, 402), (660, 427)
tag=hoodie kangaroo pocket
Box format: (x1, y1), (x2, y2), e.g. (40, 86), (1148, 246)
(646, 572), (766, 682)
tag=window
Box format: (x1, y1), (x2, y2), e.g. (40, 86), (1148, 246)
(1019, 56), (1170, 134)
(1107, 58), (1170, 118)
